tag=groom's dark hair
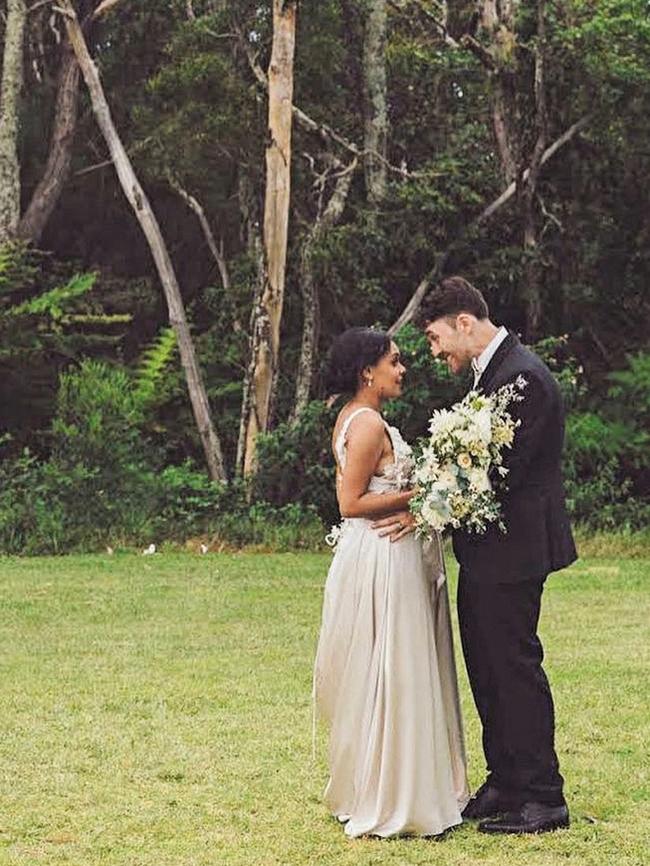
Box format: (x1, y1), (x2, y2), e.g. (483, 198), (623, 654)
(418, 276), (489, 325)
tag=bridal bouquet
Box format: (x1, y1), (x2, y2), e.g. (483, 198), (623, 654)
(410, 377), (527, 536)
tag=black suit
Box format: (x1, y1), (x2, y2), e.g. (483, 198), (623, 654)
(453, 332), (577, 807)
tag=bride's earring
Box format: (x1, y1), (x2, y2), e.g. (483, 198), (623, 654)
(365, 376), (374, 388)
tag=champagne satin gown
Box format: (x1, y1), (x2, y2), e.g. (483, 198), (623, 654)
(313, 407), (469, 838)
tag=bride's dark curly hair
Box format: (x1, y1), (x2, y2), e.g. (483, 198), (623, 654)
(324, 327), (391, 396)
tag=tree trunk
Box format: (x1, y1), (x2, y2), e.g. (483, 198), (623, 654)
(0, 0), (27, 242)
(290, 157), (357, 423)
(363, 0), (388, 205)
(240, 0), (297, 478)
(476, 0), (519, 185)
(519, 0), (547, 340)
(18, 44), (80, 243)
(471, 0), (548, 338)
(59, 0), (227, 482)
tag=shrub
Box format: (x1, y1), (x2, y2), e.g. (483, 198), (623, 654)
(254, 400), (339, 526)
(209, 501), (326, 551)
(562, 353), (650, 531)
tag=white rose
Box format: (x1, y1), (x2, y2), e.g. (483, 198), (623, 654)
(468, 468), (491, 493)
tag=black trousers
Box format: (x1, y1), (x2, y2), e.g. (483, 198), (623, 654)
(457, 568), (565, 807)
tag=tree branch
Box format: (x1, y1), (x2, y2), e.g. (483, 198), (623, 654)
(389, 114), (591, 333)
(169, 175), (241, 332)
(235, 24), (425, 180)
(90, 0), (126, 22)
(460, 33), (497, 71)
(56, 0), (228, 482)
(387, 0), (460, 49)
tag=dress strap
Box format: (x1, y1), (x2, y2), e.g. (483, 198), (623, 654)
(335, 407), (381, 468)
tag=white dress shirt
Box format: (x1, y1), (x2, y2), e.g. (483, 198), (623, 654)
(471, 326), (509, 387)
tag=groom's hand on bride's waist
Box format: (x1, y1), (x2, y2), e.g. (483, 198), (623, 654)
(371, 511), (415, 542)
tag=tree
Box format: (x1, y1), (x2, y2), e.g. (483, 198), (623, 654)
(0, 0), (27, 241)
(461, 0), (550, 338)
(363, 0), (388, 205)
(290, 155), (358, 422)
(58, 0), (228, 482)
(239, 0), (298, 478)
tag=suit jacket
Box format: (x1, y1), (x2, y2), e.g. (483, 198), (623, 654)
(452, 332), (577, 583)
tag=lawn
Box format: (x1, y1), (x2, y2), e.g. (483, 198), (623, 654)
(0, 550), (648, 866)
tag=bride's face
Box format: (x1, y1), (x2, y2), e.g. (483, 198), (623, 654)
(365, 341), (406, 400)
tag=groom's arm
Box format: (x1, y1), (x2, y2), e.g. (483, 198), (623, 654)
(499, 371), (551, 493)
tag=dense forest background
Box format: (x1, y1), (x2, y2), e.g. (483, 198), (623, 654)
(1, 0), (648, 553)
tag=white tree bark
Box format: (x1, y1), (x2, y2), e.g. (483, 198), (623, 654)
(363, 0), (388, 204)
(240, 0), (297, 478)
(0, 0), (27, 242)
(59, 0), (227, 482)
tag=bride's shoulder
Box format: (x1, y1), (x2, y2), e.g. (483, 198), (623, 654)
(334, 405), (385, 443)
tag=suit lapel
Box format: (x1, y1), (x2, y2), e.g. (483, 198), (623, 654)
(477, 331), (520, 394)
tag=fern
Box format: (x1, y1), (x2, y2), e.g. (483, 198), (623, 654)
(8, 272), (97, 319)
(134, 326), (178, 408)
(0, 241), (38, 300)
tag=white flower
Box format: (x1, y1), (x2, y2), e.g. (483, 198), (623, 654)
(474, 407), (492, 444)
(492, 421), (515, 446)
(421, 499), (446, 532)
(457, 452), (472, 470)
(468, 468), (491, 493)
(433, 468), (458, 491)
(411, 380), (526, 536)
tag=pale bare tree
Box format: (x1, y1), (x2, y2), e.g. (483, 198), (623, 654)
(0, 0), (27, 241)
(57, 0), (228, 482)
(240, 0), (297, 477)
(363, 0), (388, 204)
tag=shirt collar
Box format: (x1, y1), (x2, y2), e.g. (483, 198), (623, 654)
(473, 326), (509, 380)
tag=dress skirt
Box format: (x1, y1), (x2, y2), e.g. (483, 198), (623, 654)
(314, 518), (469, 838)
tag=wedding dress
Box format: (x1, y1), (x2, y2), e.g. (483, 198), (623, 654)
(313, 407), (469, 838)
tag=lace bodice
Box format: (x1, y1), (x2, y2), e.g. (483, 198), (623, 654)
(334, 407), (414, 493)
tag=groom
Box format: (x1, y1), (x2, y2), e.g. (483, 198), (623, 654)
(376, 276), (576, 834)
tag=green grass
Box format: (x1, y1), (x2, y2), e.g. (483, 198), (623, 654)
(0, 550), (648, 866)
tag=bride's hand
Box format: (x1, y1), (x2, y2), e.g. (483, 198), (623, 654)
(371, 510), (416, 542)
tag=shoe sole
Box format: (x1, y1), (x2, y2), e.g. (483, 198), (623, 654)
(479, 820), (570, 835)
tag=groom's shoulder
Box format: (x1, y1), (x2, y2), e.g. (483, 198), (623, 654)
(502, 341), (558, 393)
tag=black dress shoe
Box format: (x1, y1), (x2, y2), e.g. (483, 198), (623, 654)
(461, 783), (509, 820)
(479, 802), (569, 834)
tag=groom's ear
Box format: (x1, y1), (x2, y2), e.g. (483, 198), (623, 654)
(456, 313), (475, 334)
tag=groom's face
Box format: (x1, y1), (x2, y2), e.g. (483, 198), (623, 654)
(424, 316), (473, 376)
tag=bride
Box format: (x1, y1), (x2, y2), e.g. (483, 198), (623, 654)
(313, 327), (469, 838)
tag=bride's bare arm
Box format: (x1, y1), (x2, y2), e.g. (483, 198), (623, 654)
(337, 412), (413, 519)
